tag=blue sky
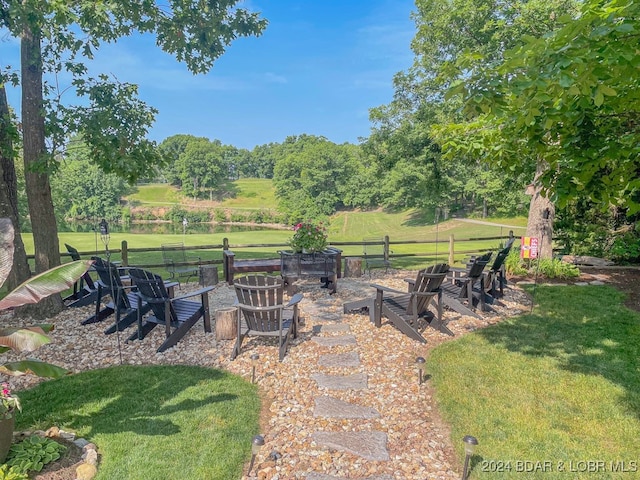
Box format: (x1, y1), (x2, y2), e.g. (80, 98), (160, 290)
(0, 0), (416, 150)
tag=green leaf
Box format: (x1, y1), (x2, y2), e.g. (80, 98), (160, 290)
(0, 360), (70, 378)
(0, 327), (51, 353)
(0, 260), (94, 311)
(593, 90), (604, 106)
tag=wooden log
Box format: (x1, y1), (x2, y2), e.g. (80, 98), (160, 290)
(344, 257), (362, 278)
(215, 308), (237, 341)
(199, 265), (219, 286)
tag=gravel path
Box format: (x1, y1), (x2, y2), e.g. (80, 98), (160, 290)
(0, 270), (531, 479)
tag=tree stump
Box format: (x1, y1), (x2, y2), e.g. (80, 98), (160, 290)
(344, 257), (362, 278)
(199, 265), (219, 286)
(215, 307), (237, 341)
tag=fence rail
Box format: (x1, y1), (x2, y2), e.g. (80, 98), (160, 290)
(50, 233), (516, 271)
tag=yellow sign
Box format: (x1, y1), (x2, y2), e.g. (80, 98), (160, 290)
(520, 236), (538, 259)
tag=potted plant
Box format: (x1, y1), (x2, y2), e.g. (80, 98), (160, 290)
(288, 221), (328, 254)
(0, 218), (92, 461)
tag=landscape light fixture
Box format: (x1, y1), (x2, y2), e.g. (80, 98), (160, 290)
(248, 434), (265, 475)
(250, 353), (260, 384)
(416, 356), (426, 385)
(461, 435), (478, 480)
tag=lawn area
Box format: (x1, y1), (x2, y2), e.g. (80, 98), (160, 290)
(126, 184), (181, 206)
(429, 285), (640, 479)
(29, 212), (526, 271)
(219, 178), (277, 209)
(15, 365), (260, 480)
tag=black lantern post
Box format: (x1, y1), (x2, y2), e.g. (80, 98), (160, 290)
(462, 435), (478, 480)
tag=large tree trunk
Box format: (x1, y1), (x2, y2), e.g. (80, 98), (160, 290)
(525, 160), (555, 259)
(21, 26), (63, 317)
(0, 85), (31, 290)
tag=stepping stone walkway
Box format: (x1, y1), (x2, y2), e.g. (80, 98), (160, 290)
(297, 292), (391, 477)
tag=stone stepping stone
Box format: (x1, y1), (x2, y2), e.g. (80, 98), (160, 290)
(311, 373), (368, 390)
(318, 351), (360, 368)
(313, 395), (380, 419)
(314, 311), (344, 322)
(590, 280), (606, 285)
(312, 335), (357, 347)
(312, 324), (351, 334)
(306, 475), (393, 480)
(311, 431), (389, 461)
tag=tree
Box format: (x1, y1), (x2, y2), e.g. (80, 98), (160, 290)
(1, 1), (267, 316)
(369, 0), (578, 256)
(0, 86), (30, 292)
(180, 138), (228, 200)
(273, 137), (359, 222)
(450, 0), (640, 213)
(51, 139), (132, 222)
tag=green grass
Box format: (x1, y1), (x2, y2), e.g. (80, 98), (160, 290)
(15, 365), (260, 480)
(429, 285), (640, 479)
(219, 178), (277, 209)
(16, 210), (527, 280)
(126, 184), (181, 206)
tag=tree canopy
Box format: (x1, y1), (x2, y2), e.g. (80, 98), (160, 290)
(0, 0), (267, 315)
(439, 0), (640, 213)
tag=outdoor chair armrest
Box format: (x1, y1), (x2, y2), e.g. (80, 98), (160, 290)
(370, 283), (405, 296)
(286, 293), (304, 308)
(171, 285), (214, 302)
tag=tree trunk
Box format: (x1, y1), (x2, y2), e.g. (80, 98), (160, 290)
(0, 86), (31, 290)
(21, 26), (63, 316)
(525, 160), (555, 259)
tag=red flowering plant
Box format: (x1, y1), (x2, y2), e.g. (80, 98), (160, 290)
(0, 383), (20, 420)
(289, 221), (328, 253)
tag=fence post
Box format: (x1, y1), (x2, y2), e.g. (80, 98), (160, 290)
(223, 237), (229, 250)
(121, 240), (128, 267)
(383, 235), (390, 263)
(448, 234), (455, 266)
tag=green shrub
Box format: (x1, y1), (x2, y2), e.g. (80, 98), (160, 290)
(534, 258), (581, 279)
(505, 248), (528, 276)
(213, 208), (227, 222)
(504, 249), (580, 279)
(230, 211), (248, 223)
(607, 230), (640, 263)
(0, 465), (28, 480)
(5, 436), (67, 474)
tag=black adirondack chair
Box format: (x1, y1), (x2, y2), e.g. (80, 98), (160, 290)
(231, 275), (303, 362)
(441, 252), (493, 318)
(81, 256), (147, 335)
(344, 264), (449, 342)
(127, 268), (213, 353)
(483, 244), (513, 299)
(63, 244), (102, 308)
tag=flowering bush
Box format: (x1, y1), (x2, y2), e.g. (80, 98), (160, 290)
(0, 383), (20, 420)
(289, 222), (328, 253)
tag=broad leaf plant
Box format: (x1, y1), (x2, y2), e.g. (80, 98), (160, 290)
(0, 218), (92, 378)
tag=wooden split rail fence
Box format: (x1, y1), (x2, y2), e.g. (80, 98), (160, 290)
(53, 234), (517, 281)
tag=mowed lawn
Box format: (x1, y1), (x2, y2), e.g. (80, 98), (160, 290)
(429, 285), (640, 479)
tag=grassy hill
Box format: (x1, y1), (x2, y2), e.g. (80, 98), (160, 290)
(126, 179), (276, 210)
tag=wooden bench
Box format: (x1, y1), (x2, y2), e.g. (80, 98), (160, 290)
(223, 250), (281, 285)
